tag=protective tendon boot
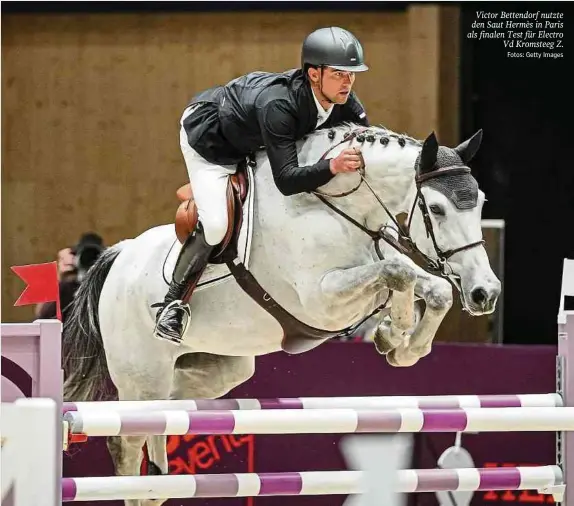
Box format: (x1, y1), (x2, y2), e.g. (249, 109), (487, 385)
(152, 222), (214, 345)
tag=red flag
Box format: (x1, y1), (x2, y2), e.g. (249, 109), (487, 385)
(11, 262), (61, 321)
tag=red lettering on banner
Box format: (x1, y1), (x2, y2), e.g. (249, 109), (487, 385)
(192, 442), (215, 469)
(230, 434), (253, 447)
(165, 434), (254, 475)
(169, 455), (196, 475)
(518, 490), (546, 503)
(501, 490), (518, 501)
(482, 462), (555, 503)
(166, 434), (196, 455)
(166, 435), (179, 455)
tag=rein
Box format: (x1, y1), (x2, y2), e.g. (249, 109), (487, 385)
(311, 129), (485, 301)
(313, 128), (369, 198)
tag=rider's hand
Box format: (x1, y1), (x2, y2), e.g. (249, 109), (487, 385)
(329, 148), (363, 174)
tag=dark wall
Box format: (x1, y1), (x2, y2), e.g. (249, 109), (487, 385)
(460, 3), (574, 344)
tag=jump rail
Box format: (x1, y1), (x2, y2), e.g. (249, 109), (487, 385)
(62, 393), (563, 413)
(62, 466), (564, 501)
(63, 406), (574, 437)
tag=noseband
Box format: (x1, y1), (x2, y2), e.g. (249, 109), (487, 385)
(311, 128), (485, 287)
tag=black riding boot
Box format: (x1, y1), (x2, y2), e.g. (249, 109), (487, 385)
(152, 222), (214, 345)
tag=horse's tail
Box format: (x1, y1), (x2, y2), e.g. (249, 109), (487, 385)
(62, 241), (127, 402)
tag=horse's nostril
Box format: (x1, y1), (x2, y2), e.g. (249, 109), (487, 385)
(471, 287), (488, 306)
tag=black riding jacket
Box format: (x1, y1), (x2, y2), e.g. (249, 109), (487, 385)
(182, 68), (369, 196)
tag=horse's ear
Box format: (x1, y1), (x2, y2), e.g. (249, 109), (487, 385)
(455, 129), (483, 164)
(418, 131), (439, 175)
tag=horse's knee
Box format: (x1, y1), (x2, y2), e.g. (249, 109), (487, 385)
(426, 279), (453, 311)
(107, 435), (146, 475)
(381, 260), (417, 291)
(174, 354), (254, 399)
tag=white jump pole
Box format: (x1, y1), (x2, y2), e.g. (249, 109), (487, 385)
(62, 393), (563, 413)
(61, 466), (564, 502)
(63, 406), (574, 437)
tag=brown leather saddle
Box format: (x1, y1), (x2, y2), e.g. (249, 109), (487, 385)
(171, 158), (377, 354)
(175, 163), (249, 265)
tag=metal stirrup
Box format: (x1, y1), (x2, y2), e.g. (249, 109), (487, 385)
(154, 300), (191, 342)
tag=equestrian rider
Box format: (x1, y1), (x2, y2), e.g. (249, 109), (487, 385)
(153, 26), (370, 345)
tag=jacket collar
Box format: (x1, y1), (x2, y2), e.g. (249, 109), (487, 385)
(297, 76), (321, 131)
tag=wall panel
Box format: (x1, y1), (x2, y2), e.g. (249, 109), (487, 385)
(2, 8), (466, 337)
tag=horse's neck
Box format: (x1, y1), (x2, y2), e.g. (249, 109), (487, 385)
(314, 139), (421, 228)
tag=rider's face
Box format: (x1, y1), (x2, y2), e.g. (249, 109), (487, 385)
(308, 66), (356, 105)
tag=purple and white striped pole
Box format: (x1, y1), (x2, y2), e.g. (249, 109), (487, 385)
(62, 393), (563, 414)
(63, 407), (574, 437)
(61, 466), (564, 502)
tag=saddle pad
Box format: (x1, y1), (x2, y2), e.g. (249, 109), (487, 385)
(162, 162), (256, 291)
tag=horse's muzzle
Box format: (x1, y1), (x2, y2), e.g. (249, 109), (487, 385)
(469, 283), (501, 313)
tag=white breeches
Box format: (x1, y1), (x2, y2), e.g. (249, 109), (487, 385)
(179, 106), (237, 246)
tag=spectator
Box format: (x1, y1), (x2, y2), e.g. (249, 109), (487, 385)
(35, 233), (105, 321)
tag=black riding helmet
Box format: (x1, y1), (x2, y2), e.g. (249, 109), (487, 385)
(301, 27), (368, 72)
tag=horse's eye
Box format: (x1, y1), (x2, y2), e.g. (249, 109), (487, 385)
(429, 204), (445, 216)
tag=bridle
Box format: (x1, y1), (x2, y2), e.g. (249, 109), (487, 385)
(311, 128), (485, 306)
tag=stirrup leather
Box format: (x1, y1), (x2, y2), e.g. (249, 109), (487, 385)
(153, 300), (192, 344)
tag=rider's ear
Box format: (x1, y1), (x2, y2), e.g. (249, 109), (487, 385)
(307, 67), (319, 84)
(454, 129), (483, 164)
(418, 131), (439, 175)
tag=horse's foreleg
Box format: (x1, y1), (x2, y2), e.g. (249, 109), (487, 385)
(382, 268), (418, 352)
(388, 273), (453, 365)
(319, 257), (417, 344)
(380, 258), (453, 367)
(107, 435), (148, 506)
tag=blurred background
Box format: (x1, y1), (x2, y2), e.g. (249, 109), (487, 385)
(2, 1), (572, 346)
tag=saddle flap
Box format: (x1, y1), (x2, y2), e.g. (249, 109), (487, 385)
(173, 168), (250, 260)
(175, 199), (198, 244)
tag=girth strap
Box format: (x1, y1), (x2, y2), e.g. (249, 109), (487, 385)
(226, 259), (391, 354)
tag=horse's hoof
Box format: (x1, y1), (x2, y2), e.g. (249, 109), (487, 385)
(374, 332), (395, 355)
(411, 344), (432, 358)
(147, 461), (163, 475)
(373, 324), (410, 355)
(386, 348), (420, 368)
